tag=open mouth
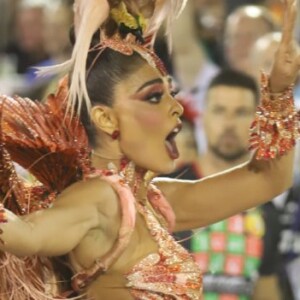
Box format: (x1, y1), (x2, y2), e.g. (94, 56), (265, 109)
(165, 123), (182, 160)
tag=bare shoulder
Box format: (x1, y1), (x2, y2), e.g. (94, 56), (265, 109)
(54, 177), (119, 216)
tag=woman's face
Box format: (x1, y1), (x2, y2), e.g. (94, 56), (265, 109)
(113, 63), (183, 174)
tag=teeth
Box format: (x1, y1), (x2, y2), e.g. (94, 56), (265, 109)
(173, 128), (179, 133)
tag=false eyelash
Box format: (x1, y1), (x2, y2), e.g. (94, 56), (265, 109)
(170, 89), (180, 97)
(145, 92), (163, 103)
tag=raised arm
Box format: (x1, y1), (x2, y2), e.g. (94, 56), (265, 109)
(156, 0), (299, 232)
(0, 179), (113, 257)
(157, 151), (293, 231)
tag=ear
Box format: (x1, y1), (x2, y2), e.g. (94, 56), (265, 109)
(90, 105), (119, 135)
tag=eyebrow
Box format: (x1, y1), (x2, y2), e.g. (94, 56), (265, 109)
(136, 78), (164, 93)
(167, 75), (179, 90)
(166, 76), (173, 85)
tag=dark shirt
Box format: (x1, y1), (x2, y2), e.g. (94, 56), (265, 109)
(276, 177), (300, 300)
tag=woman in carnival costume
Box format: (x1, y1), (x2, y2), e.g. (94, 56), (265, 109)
(0, 0), (299, 299)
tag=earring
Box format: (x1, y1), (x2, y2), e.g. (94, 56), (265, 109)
(111, 130), (120, 140)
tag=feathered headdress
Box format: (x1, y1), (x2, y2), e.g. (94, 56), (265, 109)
(36, 0), (187, 116)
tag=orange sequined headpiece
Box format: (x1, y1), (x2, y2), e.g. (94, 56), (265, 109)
(89, 33), (167, 73)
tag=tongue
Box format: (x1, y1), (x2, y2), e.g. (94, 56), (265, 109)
(165, 138), (179, 159)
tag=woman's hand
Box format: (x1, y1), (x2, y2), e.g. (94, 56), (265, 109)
(270, 0), (300, 92)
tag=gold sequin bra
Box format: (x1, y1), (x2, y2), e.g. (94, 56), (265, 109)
(72, 170), (203, 299)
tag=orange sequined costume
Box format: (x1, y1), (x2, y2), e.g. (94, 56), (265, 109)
(127, 201), (203, 299)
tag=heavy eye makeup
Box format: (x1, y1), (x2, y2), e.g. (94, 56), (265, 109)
(170, 88), (180, 98)
(167, 76), (180, 98)
(132, 84), (165, 104)
(131, 77), (179, 104)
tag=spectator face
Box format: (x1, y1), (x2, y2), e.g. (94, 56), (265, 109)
(224, 7), (275, 73)
(195, 0), (225, 40)
(44, 6), (73, 58)
(15, 7), (45, 53)
(204, 85), (256, 161)
(249, 32), (281, 82)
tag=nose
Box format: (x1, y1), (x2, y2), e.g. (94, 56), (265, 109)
(222, 117), (239, 133)
(170, 99), (184, 118)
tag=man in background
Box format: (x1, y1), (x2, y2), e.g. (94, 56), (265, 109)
(172, 69), (281, 300)
(224, 5), (278, 74)
(5, 0), (48, 74)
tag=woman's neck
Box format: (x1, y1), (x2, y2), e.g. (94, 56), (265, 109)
(91, 150), (154, 200)
(91, 149), (123, 170)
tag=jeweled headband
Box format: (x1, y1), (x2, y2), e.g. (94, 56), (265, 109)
(37, 0), (188, 116)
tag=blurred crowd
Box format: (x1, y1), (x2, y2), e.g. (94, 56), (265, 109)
(0, 0), (300, 300)
(0, 0), (298, 100)
(0, 0), (73, 98)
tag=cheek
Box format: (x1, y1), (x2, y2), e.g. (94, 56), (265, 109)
(135, 109), (165, 128)
(238, 121), (252, 139)
(207, 128), (220, 143)
(204, 121), (220, 140)
(119, 108), (166, 151)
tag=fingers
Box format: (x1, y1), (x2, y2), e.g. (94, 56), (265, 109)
(281, 0), (297, 45)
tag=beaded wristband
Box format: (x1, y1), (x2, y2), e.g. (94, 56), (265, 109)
(249, 72), (300, 160)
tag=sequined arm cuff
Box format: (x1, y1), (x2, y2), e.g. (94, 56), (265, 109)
(249, 72), (300, 160)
